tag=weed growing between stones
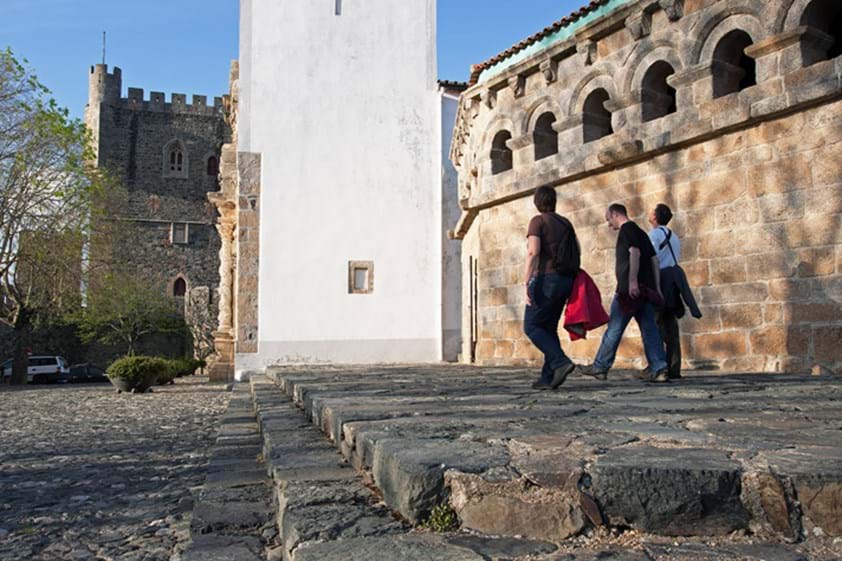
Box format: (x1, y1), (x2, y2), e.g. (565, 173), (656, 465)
(421, 503), (459, 532)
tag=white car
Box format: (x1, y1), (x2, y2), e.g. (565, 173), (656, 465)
(1, 356), (70, 384)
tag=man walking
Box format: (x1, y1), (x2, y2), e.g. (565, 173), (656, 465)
(580, 204), (669, 383)
(648, 203), (702, 379)
(523, 186), (579, 390)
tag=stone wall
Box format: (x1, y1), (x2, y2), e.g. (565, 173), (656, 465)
(451, 0), (842, 373)
(86, 64), (229, 304)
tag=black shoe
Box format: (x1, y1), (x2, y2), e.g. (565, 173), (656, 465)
(651, 368), (670, 383)
(578, 364), (608, 381)
(531, 380), (552, 391)
(550, 363), (575, 390)
(636, 368), (651, 381)
(668, 372), (683, 380)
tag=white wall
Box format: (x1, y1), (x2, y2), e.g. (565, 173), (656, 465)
(238, 0), (442, 365)
(440, 91), (462, 361)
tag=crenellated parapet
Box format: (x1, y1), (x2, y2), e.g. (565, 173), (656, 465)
(120, 88), (225, 116)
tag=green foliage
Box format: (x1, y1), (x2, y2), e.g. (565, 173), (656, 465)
(168, 357), (204, 378)
(421, 503), (459, 533)
(0, 48), (105, 384)
(79, 273), (188, 356)
(106, 356), (170, 386)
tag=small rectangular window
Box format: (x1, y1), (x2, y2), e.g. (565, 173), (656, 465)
(348, 261), (374, 294)
(335, 0), (342, 15)
(171, 223), (189, 245)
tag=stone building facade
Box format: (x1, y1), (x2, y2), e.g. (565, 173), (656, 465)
(85, 64), (230, 353)
(451, 0), (842, 373)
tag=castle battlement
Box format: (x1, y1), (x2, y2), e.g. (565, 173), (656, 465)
(120, 87), (225, 116)
(88, 63), (225, 117)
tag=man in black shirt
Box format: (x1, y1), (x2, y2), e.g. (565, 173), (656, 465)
(580, 204), (669, 383)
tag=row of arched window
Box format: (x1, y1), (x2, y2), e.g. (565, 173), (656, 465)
(164, 139), (219, 178)
(490, 0), (842, 175)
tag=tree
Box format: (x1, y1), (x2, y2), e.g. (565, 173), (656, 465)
(79, 272), (186, 357)
(0, 49), (98, 384)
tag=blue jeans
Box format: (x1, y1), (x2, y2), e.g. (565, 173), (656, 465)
(524, 273), (574, 384)
(593, 296), (668, 373)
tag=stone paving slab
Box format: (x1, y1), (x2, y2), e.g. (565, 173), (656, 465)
(263, 365), (842, 560)
(0, 378), (229, 561)
(182, 383), (273, 561)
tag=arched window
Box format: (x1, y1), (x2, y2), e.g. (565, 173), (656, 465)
(206, 156), (219, 177)
(712, 30), (756, 98)
(800, 0), (842, 64)
(641, 61), (677, 122)
(491, 131), (513, 175)
(169, 146), (184, 173)
(163, 140), (189, 178)
(533, 113), (558, 161)
(173, 278), (187, 298)
(582, 89), (613, 143)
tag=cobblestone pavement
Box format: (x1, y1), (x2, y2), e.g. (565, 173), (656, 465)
(0, 378), (230, 561)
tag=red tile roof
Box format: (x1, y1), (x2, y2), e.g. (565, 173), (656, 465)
(468, 0), (612, 85)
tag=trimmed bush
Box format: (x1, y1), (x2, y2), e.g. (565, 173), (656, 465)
(107, 356), (170, 392)
(169, 358), (202, 378)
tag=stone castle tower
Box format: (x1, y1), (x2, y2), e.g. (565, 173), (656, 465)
(85, 64), (231, 353)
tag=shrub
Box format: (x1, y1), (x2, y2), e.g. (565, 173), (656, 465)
(107, 356), (170, 387)
(169, 358), (203, 378)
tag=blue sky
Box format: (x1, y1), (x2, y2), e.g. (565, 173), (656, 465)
(4, 1), (585, 120)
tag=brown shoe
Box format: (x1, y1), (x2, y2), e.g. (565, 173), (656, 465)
(550, 363), (575, 390)
(578, 364), (608, 381)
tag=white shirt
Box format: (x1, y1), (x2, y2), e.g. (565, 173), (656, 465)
(649, 226), (681, 269)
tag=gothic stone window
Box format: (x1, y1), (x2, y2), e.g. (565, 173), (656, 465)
(163, 140), (189, 179)
(206, 155), (219, 177)
(173, 277), (187, 298)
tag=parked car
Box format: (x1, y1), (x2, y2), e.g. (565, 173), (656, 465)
(65, 363), (109, 384)
(0, 356), (70, 384)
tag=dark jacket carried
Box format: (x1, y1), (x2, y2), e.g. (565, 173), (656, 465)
(661, 265), (702, 319)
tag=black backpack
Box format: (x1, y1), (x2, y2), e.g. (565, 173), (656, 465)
(551, 215), (581, 276)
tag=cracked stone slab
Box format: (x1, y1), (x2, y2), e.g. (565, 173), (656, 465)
(290, 535), (487, 561)
(590, 447), (749, 536)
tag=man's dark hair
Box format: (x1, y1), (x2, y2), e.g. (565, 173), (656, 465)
(534, 186), (557, 213)
(654, 203), (673, 226)
(607, 203), (628, 217)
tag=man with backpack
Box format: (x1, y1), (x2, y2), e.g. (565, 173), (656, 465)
(523, 186), (580, 390)
(579, 204), (670, 383)
(648, 203), (702, 379)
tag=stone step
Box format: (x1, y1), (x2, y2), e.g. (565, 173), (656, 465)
(182, 384), (273, 561)
(264, 366), (842, 558)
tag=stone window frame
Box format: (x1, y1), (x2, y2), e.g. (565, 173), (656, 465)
(790, 0), (842, 64)
(640, 60), (678, 123)
(532, 112), (559, 161)
(171, 222), (190, 245)
(169, 274), (189, 299)
(490, 130), (514, 175)
(348, 261), (374, 295)
(205, 153), (220, 177)
(163, 139), (189, 179)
